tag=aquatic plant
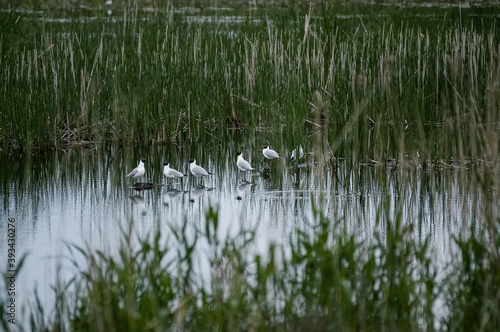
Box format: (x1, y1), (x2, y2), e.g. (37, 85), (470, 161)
(0, 202), (496, 331)
(0, 3), (499, 166)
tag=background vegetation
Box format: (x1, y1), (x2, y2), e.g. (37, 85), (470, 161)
(1, 2), (499, 166)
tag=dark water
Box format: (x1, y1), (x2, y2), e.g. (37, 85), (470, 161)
(1, 142), (495, 321)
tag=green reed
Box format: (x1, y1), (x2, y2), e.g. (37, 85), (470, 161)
(1, 4), (499, 163)
(0, 201), (496, 331)
(444, 228), (500, 331)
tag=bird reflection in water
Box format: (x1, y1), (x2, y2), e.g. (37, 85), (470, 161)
(163, 189), (184, 206)
(189, 185), (213, 203)
(129, 195), (146, 215)
(237, 182), (254, 200)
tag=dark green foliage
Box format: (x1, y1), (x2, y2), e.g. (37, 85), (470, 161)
(283, 200), (437, 331)
(1, 204), (499, 331)
(1, 4), (499, 162)
(445, 229), (500, 332)
(0, 204), (437, 331)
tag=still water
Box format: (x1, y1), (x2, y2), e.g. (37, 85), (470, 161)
(0, 142), (495, 320)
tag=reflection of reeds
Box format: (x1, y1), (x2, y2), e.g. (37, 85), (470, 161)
(3, 203), (498, 331)
(0, 8), (498, 167)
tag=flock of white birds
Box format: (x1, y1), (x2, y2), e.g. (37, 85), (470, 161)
(126, 144), (304, 184)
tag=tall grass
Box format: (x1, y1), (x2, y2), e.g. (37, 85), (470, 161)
(444, 232), (500, 331)
(0, 4), (499, 163)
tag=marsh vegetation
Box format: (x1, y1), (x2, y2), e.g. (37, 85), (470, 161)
(1, 1), (500, 331)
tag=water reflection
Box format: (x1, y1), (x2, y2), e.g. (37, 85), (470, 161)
(131, 182), (161, 191)
(189, 185), (213, 203)
(236, 181), (254, 200)
(163, 189), (184, 207)
(0, 144), (498, 323)
(130, 195), (146, 215)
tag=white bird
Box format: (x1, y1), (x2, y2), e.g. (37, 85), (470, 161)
(189, 159), (212, 178)
(163, 162), (186, 181)
(262, 145), (280, 160)
(127, 158), (146, 180)
(237, 151), (254, 182)
(237, 152), (254, 172)
(290, 145), (304, 161)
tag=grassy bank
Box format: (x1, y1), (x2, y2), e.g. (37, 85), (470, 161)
(0, 3), (499, 165)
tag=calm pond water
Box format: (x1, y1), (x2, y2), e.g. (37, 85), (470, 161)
(0, 141), (495, 320)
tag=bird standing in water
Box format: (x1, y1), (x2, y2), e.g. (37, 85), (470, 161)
(262, 145), (280, 160)
(236, 151), (254, 182)
(127, 158), (146, 182)
(163, 162), (186, 185)
(189, 159), (213, 185)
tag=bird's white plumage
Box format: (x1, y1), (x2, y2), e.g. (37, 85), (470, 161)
(262, 145), (280, 160)
(163, 163), (185, 179)
(189, 159), (211, 178)
(290, 145), (304, 161)
(127, 158), (146, 179)
(237, 152), (254, 172)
